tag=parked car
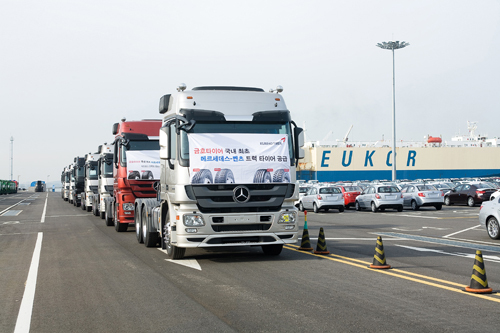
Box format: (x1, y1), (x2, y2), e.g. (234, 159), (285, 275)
(299, 185), (344, 213)
(335, 185), (362, 209)
(479, 198), (500, 239)
(355, 184), (403, 212)
(295, 186), (310, 207)
(490, 189), (500, 201)
(401, 184), (444, 210)
(444, 182), (497, 207)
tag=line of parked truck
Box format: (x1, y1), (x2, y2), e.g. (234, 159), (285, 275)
(0, 180), (18, 195)
(61, 84), (305, 259)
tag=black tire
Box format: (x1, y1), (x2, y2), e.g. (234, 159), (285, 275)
(299, 201), (304, 212)
(105, 207), (113, 226)
(339, 206), (345, 212)
(114, 205), (128, 232)
(355, 201), (361, 211)
(262, 244), (283, 255)
(411, 200), (419, 211)
(272, 169), (291, 183)
(93, 204), (100, 216)
(143, 208), (159, 247)
(163, 213), (185, 259)
(371, 202), (378, 213)
(253, 169), (272, 183)
(135, 206), (143, 243)
(486, 217), (500, 239)
(192, 169), (213, 184)
(87, 205), (92, 212)
(81, 201), (86, 210)
(214, 169), (235, 183)
(444, 196), (451, 206)
(313, 203), (319, 213)
(397, 205), (403, 212)
(467, 196), (475, 207)
(435, 204), (442, 210)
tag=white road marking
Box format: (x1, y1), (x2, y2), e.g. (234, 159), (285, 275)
(40, 193), (48, 223)
(395, 244), (500, 263)
(157, 248), (202, 270)
(394, 214), (440, 219)
(1, 210), (22, 217)
(3, 221), (20, 224)
(443, 225), (481, 238)
(14, 232), (43, 333)
(0, 198), (29, 216)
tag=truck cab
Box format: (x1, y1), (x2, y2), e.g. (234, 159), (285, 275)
(64, 165), (72, 201)
(93, 144), (114, 220)
(104, 119), (161, 232)
(135, 84), (304, 259)
(81, 153), (99, 212)
(71, 157), (85, 207)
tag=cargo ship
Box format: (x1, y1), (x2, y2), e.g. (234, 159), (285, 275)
(297, 122), (500, 181)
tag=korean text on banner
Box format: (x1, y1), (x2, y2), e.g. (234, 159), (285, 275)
(125, 150), (160, 180)
(188, 133), (290, 184)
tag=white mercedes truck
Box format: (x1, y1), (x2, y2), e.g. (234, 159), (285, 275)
(81, 152), (99, 212)
(92, 144), (114, 220)
(134, 84), (304, 259)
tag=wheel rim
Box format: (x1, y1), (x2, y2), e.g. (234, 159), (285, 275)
(164, 222), (172, 253)
(412, 201), (416, 210)
(488, 219), (499, 238)
(468, 198), (474, 206)
(372, 203), (376, 212)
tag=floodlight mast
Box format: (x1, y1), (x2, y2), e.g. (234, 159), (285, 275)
(376, 40), (409, 181)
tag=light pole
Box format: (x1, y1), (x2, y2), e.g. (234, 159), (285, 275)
(376, 40), (409, 181)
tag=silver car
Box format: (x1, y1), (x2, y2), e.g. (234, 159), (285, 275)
(402, 184), (444, 210)
(479, 197), (500, 239)
(299, 186), (344, 213)
(355, 184), (403, 212)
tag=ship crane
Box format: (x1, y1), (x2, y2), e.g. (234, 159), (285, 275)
(343, 125), (353, 143)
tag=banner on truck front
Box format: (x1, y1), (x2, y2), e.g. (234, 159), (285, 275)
(188, 133), (291, 184)
(125, 150), (160, 180)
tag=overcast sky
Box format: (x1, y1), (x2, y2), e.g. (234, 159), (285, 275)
(1, 0), (499, 186)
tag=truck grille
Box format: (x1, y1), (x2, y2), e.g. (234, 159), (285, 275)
(185, 183), (295, 213)
(211, 224), (272, 232)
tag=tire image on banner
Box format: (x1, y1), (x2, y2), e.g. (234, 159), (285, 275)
(253, 169), (272, 183)
(141, 170), (154, 180)
(128, 170), (140, 180)
(272, 169), (291, 183)
(192, 169), (213, 184)
(215, 169), (235, 183)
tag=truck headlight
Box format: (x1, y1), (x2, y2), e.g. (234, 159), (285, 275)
(183, 214), (205, 226)
(278, 211), (297, 224)
(122, 203), (134, 211)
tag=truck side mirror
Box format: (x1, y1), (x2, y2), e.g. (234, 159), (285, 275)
(294, 127), (305, 159)
(159, 94), (172, 114)
(159, 126), (170, 159)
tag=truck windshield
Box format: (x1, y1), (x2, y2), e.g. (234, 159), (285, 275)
(102, 159), (113, 178)
(88, 162), (98, 180)
(179, 121), (294, 163)
(120, 140), (160, 165)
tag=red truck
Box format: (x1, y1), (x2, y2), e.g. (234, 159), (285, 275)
(103, 118), (161, 232)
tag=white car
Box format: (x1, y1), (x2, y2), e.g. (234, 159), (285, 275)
(479, 198), (500, 239)
(355, 184), (403, 212)
(401, 184), (444, 210)
(299, 186), (344, 213)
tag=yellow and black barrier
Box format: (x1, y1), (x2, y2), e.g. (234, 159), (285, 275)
(465, 250), (493, 294)
(298, 210), (313, 251)
(369, 236), (391, 269)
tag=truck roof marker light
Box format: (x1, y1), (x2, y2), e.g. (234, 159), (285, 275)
(275, 98), (280, 101)
(176, 215), (180, 220)
(187, 96), (193, 99)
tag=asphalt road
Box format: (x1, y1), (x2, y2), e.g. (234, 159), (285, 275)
(2, 191), (500, 332)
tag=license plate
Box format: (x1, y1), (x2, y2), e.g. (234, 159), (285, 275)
(386, 195), (397, 200)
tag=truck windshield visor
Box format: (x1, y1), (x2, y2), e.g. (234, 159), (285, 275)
(179, 121), (294, 163)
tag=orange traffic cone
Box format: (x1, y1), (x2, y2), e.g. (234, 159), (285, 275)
(298, 210), (313, 251)
(314, 227), (330, 255)
(464, 250), (493, 294)
(369, 236), (391, 269)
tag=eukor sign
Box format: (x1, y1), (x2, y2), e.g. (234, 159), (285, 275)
(320, 149), (418, 169)
(188, 133), (291, 184)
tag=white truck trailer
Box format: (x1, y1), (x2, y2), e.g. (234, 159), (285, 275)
(134, 84), (304, 259)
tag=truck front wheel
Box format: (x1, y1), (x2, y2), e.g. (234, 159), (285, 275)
(114, 205), (128, 232)
(143, 208), (158, 247)
(163, 214), (185, 259)
(135, 206), (143, 243)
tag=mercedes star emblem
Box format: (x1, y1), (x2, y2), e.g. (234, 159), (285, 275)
(233, 186), (250, 203)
